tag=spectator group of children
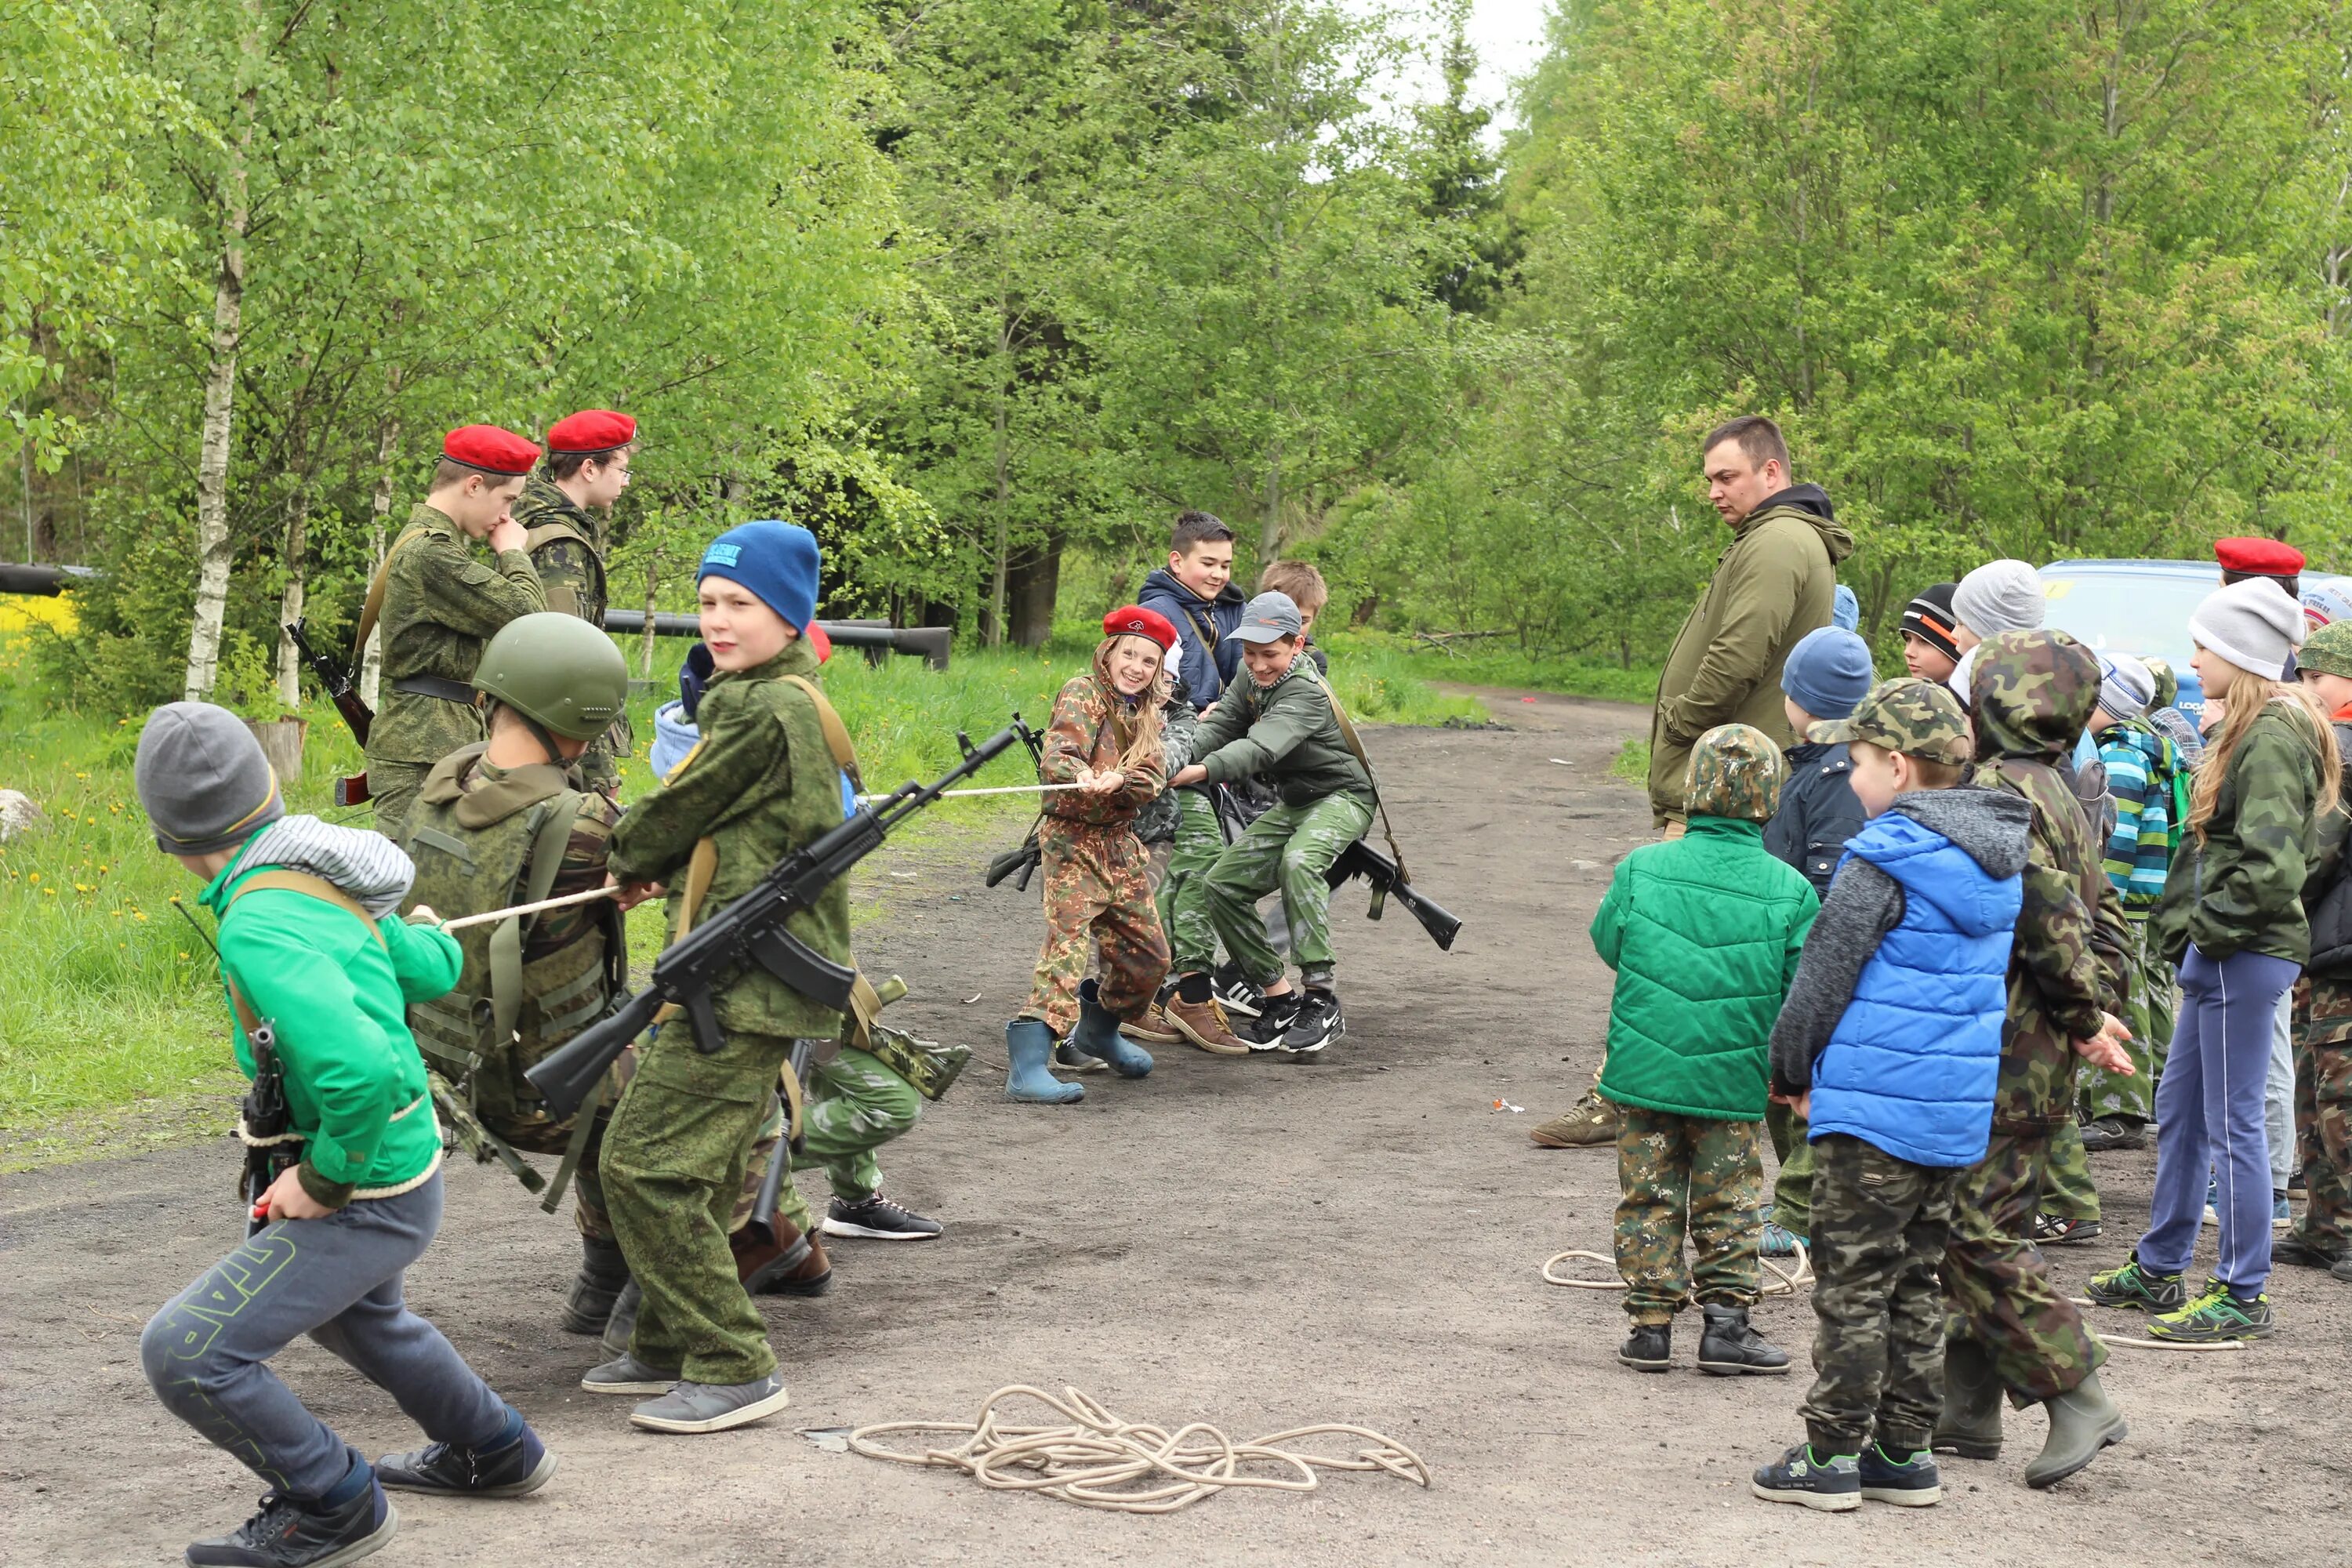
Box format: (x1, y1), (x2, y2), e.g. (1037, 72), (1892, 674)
(1581, 538), (2352, 1514)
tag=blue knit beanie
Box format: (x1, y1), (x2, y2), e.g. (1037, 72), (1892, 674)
(1781, 626), (1875, 720)
(698, 520), (819, 632)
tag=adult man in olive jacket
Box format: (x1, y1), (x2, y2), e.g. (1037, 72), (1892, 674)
(1648, 417), (1855, 830)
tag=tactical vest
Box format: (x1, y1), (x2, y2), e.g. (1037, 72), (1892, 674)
(526, 516), (608, 627)
(401, 745), (622, 1124)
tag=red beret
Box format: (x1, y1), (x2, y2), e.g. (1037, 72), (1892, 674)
(1102, 604), (1178, 653)
(546, 409), (637, 455)
(442, 424), (540, 476)
(2214, 536), (2304, 578)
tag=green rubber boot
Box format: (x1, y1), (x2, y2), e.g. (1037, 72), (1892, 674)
(1931, 1336), (2003, 1460)
(2024, 1369), (2127, 1489)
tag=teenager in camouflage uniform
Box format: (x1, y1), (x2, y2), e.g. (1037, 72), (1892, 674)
(511, 410), (636, 794)
(2280, 620), (2352, 1278)
(1751, 680), (2027, 1512)
(1120, 642), (1199, 1054)
(1589, 724), (1814, 1377)
(1004, 606), (1174, 1103)
(361, 426), (548, 840)
(1935, 630), (2136, 1490)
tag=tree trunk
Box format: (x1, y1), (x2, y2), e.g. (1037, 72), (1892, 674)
(274, 484), (309, 710)
(183, 174), (250, 701)
(986, 299), (1014, 648)
(359, 412), (400, 708)
(1005, 531), (1062, 648)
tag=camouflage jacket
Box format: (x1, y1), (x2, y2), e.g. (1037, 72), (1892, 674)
(2153, 701), (2326, 967)
(606, 633), (852, 1047)
(510, 475), (629, 790)
(1040, 652), (1165, 829)
(1971, 631), (2130, 1134)
(367, 503), (546, 765)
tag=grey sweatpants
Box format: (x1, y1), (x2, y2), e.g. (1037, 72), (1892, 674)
(2270, 990), (2296, 1189)
(141, 1171), (510, 1500)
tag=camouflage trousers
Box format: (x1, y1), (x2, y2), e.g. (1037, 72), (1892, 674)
(1944, 1130), (2105, 1404)
(366, 758), (435, 845)
(1196, 793), (1373, 988)
(1798, 1134), (1958, 1455)
(2040, 1116), (2100, 1224)
(2291, 978), (2352, 1258)
(1766, 1102), (1817, 1238)
(2077, 919), (2175, 1123)
(754, 1045), (924, 1236)
(1611, 1105), (1764, 1322)
(1025, 818), (1169, 1036)
(1158, 787), (1226, 974)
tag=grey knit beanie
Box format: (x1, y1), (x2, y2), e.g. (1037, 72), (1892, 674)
(2096, 653), (2154, 721)
(2189, 577), (2306, 680)
(1953, 559), (2045, 639)
(135, 701), (285, 856)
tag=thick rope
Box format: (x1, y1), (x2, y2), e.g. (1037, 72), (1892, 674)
(2067, 1298), (2247, 1352)
(847, 1385), (1430, 1514)
(1541, 1241), (1814, 1298)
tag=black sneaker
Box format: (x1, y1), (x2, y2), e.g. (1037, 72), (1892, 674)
(2079, 1116), (2146, 1152)
(822, 1193), (942, 1241)
(1857, 1443), (1940, 1506)
(2086, 1254), (2187, 1312)
(376, 1424), (557, 1497)
(1751, 1444), (1860, 1512)
(2033, 1213), (2103, 1246)
(1619, 1322), (1671, 1371)
(186, 1482), (397, 1566)
(1240, 990), (1302, 1051)
(1280, 989), (1343, 1055)
(1211, 963), (1265, 1018)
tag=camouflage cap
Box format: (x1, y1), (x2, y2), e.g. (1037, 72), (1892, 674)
(2143, 655), (2179, 710)
(1682, 722), (1788, 822)
(2304, 619), (2352, 680)
(1806, 677), (1973, 765)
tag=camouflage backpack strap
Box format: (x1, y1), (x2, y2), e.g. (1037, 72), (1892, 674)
(1315, 671), (1410, 887)
(350, 526), (430, 662)
(483, 792), (586, 1054)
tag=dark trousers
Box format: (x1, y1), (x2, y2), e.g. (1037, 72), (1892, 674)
(1944, 1131), (2105, 1404)
(1798, 1135), (1957, 1454)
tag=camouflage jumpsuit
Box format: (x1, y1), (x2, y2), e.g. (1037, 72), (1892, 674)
(510, 474), (631, 794)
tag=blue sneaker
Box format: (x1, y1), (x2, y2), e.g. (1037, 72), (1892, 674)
(1761, 1221), (1806, 1258)
(1857, 1443), (1940, 1506)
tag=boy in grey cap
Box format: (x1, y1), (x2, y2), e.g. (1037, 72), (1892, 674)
(1163, 591), (1377, 1054)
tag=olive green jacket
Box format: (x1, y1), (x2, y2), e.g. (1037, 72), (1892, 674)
(366, 503), (546, 765)
(1192, 659), (1373, 808)
(2154, 702), (2326, 967)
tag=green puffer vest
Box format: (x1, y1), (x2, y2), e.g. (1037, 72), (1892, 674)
(401, 746), (620, 1122)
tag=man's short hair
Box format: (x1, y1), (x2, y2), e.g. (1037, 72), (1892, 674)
(1171, 510), (1235, 554)
(1258, 559), (1327, 614)
(430, 458), (477, 492)
(546, 445), (629, 483)
(1702, 416), (1790, 475)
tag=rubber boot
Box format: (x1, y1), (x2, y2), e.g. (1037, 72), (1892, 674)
(1004, 1018), (1083, 1104)
(2023, 1369), (2127, 1489)
(1063, 978), (1153, 1079)
(1931, 1336), (2003, 1460)
(561, 1234), (632, 1335)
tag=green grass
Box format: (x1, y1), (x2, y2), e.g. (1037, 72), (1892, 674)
(1323, 628), (1663, 706)
(1611, 738), (1650, 787)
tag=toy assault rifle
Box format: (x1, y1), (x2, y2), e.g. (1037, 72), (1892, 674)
(284, 618), (373, 807)
(982, 720), (1051, 893)
(1327, 837), (1461, 952)
(528, 717), (1036, 1120)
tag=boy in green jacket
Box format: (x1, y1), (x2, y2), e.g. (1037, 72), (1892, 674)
(135, 702), (552, 1568)
(1592, 723), (1818, 1375)
(1165, 591), (1376, 1055)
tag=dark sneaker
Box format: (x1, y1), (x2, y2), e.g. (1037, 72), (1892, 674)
(2333, 1254), (2352, 1284)
(1751, 1444), (1860, 1512)
(1054, 1040), (1110, 1073)
(376, 1425), (557, 1498)
(580, 1352), (681, 1397)
(2033, 1213), (2103, 1246)
(186, 1482), (396, 1567)
(1166, 994), (1250, 1055)
(1697, 1304), (1790, 1375)
(2078, 1116), (2146, 1152)
(1618, 1322), (1671, 1372)
(1530, 1091), (1619, 1148)
(1280, 989), (1344, 1055)
(2086, 1254), (2187, 1312)
(1210, 962), (1264, 1018)
(822, 1193), (942, 1241)
(1857, 1444), (1941, 1506)
(628, 1373), (790, 1434)
(1240, 990), (1302, 1051)
(2147, 1279), (2275, 1344)
(599, 1280), (643, 1357)
(2273, 1232), (2347, 1269)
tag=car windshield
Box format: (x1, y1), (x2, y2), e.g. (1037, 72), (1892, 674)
(2039, 570), (2214, 670)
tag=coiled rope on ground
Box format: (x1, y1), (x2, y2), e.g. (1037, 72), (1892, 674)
(847, 1384), (1432, 1514)
(1541, 1242), (1815, 1297)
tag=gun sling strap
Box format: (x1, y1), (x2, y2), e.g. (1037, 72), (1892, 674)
(1315, 674), (1411, 889)
(350, 526), (430, 663)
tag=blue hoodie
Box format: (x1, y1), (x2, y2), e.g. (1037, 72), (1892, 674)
(1139, 566), (1245, 710)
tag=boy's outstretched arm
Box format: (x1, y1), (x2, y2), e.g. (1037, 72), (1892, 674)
(1768, 861), (1901, 1098)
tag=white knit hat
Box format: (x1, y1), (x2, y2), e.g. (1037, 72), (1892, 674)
(1953, 559), (2045, 639)
(2189, 577), (2306, 678)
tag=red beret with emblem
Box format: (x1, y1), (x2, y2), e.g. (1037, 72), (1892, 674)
(1102, 604), (1178, 652)
(441, 424), (540, 476)
(546, 409), (637, 455)
(2214, 536), (2305, 578)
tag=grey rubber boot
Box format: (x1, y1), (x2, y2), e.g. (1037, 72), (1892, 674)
(2023, 1369), (2127, 1489)
(1931, 1336), (2004, 1460)
(628, 1372), (791, 1434)
(1063, 978), (1153, 1078)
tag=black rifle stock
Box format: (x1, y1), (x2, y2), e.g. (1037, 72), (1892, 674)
(983, 719), (1049, 894)
(1327, 838), (1462, 952)
(284, 618), (375, 807)
(526, 717), (1035, 1120)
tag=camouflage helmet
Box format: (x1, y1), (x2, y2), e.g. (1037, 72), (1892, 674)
(1682, 723), (1788, 822)
(472, 612), (629, 741)
(1808, 677), (1973, 765)
(2303, 619), (2352, 681)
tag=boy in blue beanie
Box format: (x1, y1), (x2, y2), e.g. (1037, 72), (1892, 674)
(1759, 625), (1876, 1258)
(1751, 678), (2031, 1512)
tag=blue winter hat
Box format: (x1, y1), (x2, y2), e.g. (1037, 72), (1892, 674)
(1781, 626), (1876, 721)
(698, 520), (819, 632)
(1832, 584), (1860, 631)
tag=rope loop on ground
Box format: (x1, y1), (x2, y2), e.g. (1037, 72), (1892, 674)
(1541, 1241), (1813, 1298)
(847, 1385), (1432, 1514)
(2067, 1298), (2247, 1352)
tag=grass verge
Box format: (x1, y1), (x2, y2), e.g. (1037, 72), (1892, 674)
(1325, 629), (1662, 705)
(1610, 738), (1650, 787)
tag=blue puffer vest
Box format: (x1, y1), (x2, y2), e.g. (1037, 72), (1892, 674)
(1809, 813), (2021, 1167)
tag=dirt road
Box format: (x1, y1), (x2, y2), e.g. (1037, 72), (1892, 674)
(5, 689), (2347, 1566)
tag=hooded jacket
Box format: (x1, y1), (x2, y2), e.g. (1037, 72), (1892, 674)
(1648, 485), (1855, 822)
(1039, 641), (1167, 827)
(1970, 630), (2132, 1134)
(1769, 788), (2031, 1167)
(1138, 567), (1245, 710)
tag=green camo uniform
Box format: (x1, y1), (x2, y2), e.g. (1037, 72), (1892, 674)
(1594, 725), (1813, 1320)
(601, 633), (852, 1386)
(365, 503), (546, 838)
(1179, 660), (1373, 986)
(1800, 1135), (1958, 1454)
(510, 475), (630, 794)
(1950, 631), (2125, 1405)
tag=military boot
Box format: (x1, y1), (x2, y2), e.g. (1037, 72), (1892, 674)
(1697, 1304), (1790, 1376)
(1931, 1336), (2003, 1460)
(1004, 1018), (1083, 1103)
(561, 1235), (632, 1336)
(1061, 978), (1153, 1078)
(600, 1279), (643, 1359)
(731, 1210), (833, 1297)
(2023, 1369), (2127, 1488)
(1530, 1089), (1619, 1148)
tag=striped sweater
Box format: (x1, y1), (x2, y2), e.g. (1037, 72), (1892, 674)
(2096, 721), (2180, 919)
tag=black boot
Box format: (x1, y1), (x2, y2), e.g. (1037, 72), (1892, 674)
(1932, 1336), (2003, 1459)
(1618, 1321), (1671, 1371)
(561, 1235), (631, 1336)
(1697, 1303), (1790, 1375)
(600, 1279), (643, 1359)
(185, 1479), (396, 1566)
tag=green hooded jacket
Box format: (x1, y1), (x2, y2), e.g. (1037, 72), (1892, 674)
(1192, 658), (1373, 808)
(1648, 486), (1854, 823)
(2152, 701), (2327, 967)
